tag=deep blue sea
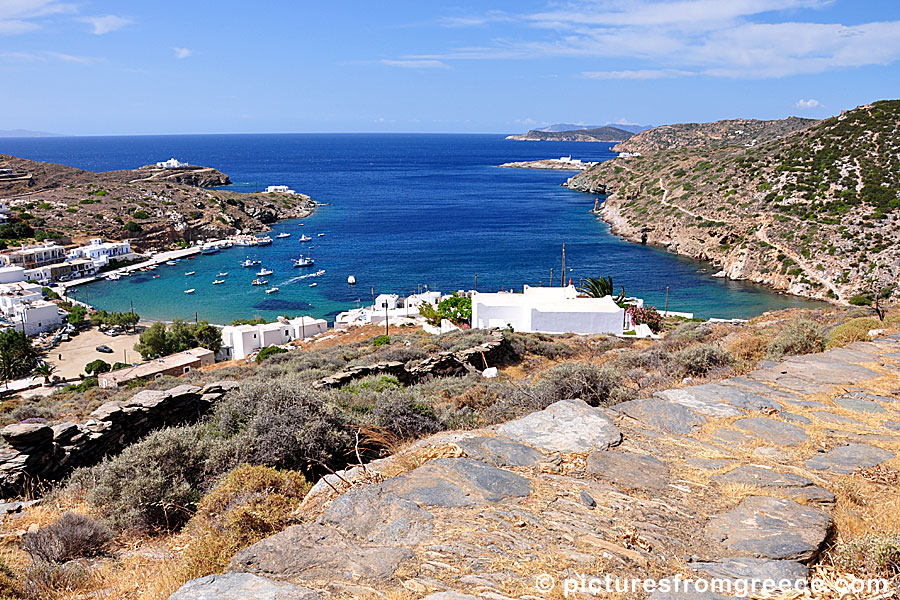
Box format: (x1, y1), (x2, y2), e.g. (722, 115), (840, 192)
(0, 134), (825, 323)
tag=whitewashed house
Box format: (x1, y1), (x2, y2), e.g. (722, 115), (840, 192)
(156, 158), (189, 169)
(219, 315), (327, 361)
(10, 300), (62, 335)
(264, 185), (297, 195)
(0, 266), (25, 284)
(68, 238), (135, 268)
(471, 285), (626, 335)
(288, 316), (327, 340)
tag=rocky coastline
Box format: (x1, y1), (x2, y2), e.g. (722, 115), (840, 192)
(498, 158), (596, 171)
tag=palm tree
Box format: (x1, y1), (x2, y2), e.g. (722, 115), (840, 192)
(579, 276), (626, 306)
(33, 362), (57, 385)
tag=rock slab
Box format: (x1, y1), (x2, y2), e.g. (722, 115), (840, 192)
(169, 573), (321, 600)
(496, 399), (621, 452)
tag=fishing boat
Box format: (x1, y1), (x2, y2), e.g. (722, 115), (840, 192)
(217, 271), (229, 277)
(105, 273), (121, 281)
(166, 260), (177, 266)
(265, 287), (279, 294)
(317, 233), (325, 237)
(256, 268), (274, 276)
(200, 243), (219, 254)
(255, 236), (273, 246)
(147, 265), (157, 270)
(240, 259), (260, 268)
(185, 271), (196, 276)
(184, 288), (195, 294)
(309, 282), (317, 287)
(213, 279), (225, 285)
(347, 275), (356, 285)
(251, 278), (268, 286)
(298, 234), (312, 242)
(152, 274), (160, 279)
(276, 232), (291, 239)
(292, 256), (315, 268)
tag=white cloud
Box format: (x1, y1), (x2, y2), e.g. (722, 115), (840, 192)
(0, 0), (75, 34)
(380, 59), (448, 69)
(394, 1), (900, 79)
(0, 49), (94, 63)
(173, 47), (192, 59)
(795, 98), (821, 109)
(80, 14), (132, 35)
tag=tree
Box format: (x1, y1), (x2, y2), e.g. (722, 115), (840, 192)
(134, 322), (169, 359)
(0, 330), (39, 382)
(33, 362), (57, 385)
(68, 305), (87, 326)
(418, 302), (441, 327)
(167, 319), (198, 354)
(192, 321), (222, 354)
(437, 294), (472, 326)
(85, 359), (111, 376)
(579, 276), (627, 306)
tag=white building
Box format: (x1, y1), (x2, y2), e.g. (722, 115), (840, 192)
(335, 291), (448, 329)
(0, 281), (42, 315)
(10, 300), (62, 335)
(219, 315), (327, 361)
(0, 242), (66, 269)
(0, 266), (25, 285)
(67, 238), (135, 268)
(471, 285), (626, 335)
(24, 258), (97, 284)
(264, 185), (297, 195)
(156, 158), (189, 169)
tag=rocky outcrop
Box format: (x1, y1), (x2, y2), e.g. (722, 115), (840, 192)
(0, 381), (239, 497)
(173, 335), (900, 600)
(506, 126), (634, 142)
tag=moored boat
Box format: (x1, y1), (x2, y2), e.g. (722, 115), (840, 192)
(298, 235), (312, 242)
(309, 282), (317, 287)
(217, 271), (229, 277)
(184, 288), (195, 294)
(213, 279), (225, 285)
(347, 275), (356, 285)
(256, 268), (274, 276)
(251, 278), (268, 286)
(276, 232), (291, 239)
(255, 236), (273, 245)
(265, 286), (279, 294)
(185, 271), (196, 276)
(292, 256), (314, 267)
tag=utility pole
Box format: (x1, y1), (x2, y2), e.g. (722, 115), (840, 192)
(474, 273), (478, 292)
(371, 287), (375, 307)
(384, 302), (389, 336)
(550, 268), (553, 287)
(561, 244), (566, 287)
(665, 286), (670, 315)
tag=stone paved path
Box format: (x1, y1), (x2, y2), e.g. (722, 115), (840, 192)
(170, 336), (900, 599)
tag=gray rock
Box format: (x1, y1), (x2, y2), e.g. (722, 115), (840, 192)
(833, 397), (886, 413)
(711, 466), (834, 504)
(615, 397), (706, 435)
(649, 587), (735, 600)
(884, 421), (900, 431)
(745, 369), (832, 395)
(686, 457), (734, 471)
(229, 523), (412, 582)
(580, 490), (596, 508)
(169, 573), (320, 600)
(732, 417), (809, 446)
(705, 496), (832, 562)
(778, 412), (812, 425)
(804, 444), (895, 474)
(692, 557), (809, 584)
(723, 378), (801, 403)
(422, 594), (481, 600)
(496, 399), (621, 453)
(655, 388), (741, 417)
(0, 499), (40, 514)
(587, 451), (670, 491)
(456, 436), (544, 467)
(319, 485), (433, 545)
(812, 412), (863, 425)
(689, 383), (783, 412)
(0, 423), (52, 447)
(710, 427), (759, 448)
(380, 457), (531, 507)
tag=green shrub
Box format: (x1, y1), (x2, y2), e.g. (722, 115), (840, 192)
(22, 512), (111, 563)
(765, 318), (825, 360)
(826, 317), (882, 349)
(831, 534), (900, 579)
(372, 334), (390, 347)
(849, 293), (874, 306)
(536, 362), (631, 407)
(133, 210), (150, 220)
(672, 344), (732, 375)
(371, 391), (444, 440)
(668, 322), (711, 342)
(255, 345), (287, 363)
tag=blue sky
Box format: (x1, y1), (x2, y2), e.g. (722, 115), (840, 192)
(1, 0), (899, 135)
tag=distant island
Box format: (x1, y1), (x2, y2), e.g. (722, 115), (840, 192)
(506, 125), (635, 142)
(0, 129), (60, 138)
(499, 156), (597, 170)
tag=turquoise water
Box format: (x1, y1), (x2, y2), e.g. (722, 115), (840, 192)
(1, 134), (826, 324)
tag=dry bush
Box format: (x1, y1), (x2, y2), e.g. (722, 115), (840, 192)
(22, 561), (94, 599)
(536, 362), (632, 407)
(830, 535), (900, 581)
(725, 331), (771, 369)
(826, 317), (886, 349)
(371, 391), (444, 441)
(766, 318), (826, 360)
(21, 512), (111, 564)
(672, 344), (732, 376)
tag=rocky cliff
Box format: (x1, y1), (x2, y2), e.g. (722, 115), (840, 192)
(566, 101), (900, 304)
(0, 154), (314, 250)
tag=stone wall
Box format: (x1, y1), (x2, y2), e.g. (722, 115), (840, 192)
(0, 381), (238, 498)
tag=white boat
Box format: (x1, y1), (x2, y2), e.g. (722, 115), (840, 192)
(217, 272), (229, 277)
(317, 233), (325, 237)
(200, 243), (219, 254)
(309, 282), (317, 287)
(265, 287), (279, 294)
(106, 273), (121, 281)
(185, 271), (196, 276)
(184, 288), (195, 294)
(347, 275), (356, 285)
(255, 236), (273, 246)
(276, 232), (291, 239)
(240, 259), (260, 268)
(166, 260), (177, 266)
(292, 256), (314, 268)
(251, 278), (268, 286)
(256, 268), (274, 276)
(232, 235), (258, 246)
(298, 235), (312, 242)
(213, 279), (225, 285)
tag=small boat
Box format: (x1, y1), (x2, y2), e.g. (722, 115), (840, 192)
(347, 275), (356, 285)
(147, 265), (157, 270)
(185, 271), (196, 276)
(152, 274), (160, 279)
(317, 233), (325, 237)
(309, 282), (317, 287)
(184, 288), (195, 294)
(256, 268), (274, 276)
(213, 279), (225, 285)
(292, 256), (315, 268)
(166, 260), (177, 266)
(298, 235), (312, 242)
(217, 271), (229, 277)
(265, 287), (279, 294)
(255, 236), (273, 246)
(105, 273), (120, 281)
(276, 232), (291, 239)
(240, 259), (260, 268)
(200, 243), (219, 254)
(251, 278), (268, 286)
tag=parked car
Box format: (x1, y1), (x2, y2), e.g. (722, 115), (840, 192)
(95, 345), (114, 353)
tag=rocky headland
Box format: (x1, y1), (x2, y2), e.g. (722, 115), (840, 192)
(506, 126), (634, 143)
(566, 100), (900, 304)
(0, 154), (314, 251)
(498, 158), (597, 171)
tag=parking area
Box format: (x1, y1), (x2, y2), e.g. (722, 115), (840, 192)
(46, 326), (143, 380)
